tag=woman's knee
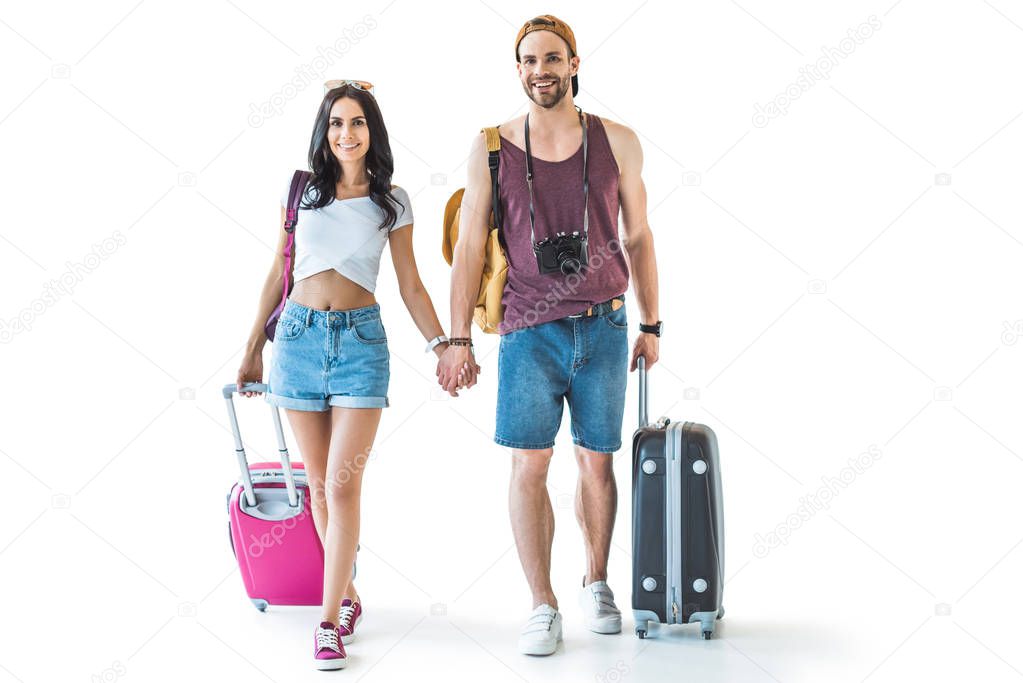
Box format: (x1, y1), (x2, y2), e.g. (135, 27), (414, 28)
(307, 474), (328, 509)
(324, 468), (362, 509)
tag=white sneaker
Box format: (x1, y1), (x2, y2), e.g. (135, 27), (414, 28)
(579, 579), (622, 634)
(518, 604), (563, 656)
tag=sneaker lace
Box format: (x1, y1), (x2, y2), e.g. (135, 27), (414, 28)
(339, 604), (356, 631)
(316, 627), (340, 651)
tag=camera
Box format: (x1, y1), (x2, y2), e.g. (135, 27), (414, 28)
(533, 231), (589, 275)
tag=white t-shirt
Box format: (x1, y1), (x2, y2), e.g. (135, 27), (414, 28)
(280, 174), (414, 293)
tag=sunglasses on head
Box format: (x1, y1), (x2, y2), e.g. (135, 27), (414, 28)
(323, 79), (374, 95)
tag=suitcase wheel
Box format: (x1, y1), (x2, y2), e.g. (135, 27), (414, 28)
(251, 599), (269, 612)
(637, 629), (647, 639)
(702, 630), (712, 640)
(717, 606), (725, 620)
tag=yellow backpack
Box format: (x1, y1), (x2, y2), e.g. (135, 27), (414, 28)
(441, 127), (508, 334)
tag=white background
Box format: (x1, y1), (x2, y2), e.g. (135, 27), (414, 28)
(1, 0), (1022, 681)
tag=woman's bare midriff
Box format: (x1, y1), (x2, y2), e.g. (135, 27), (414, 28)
(290, 269), (377, 311)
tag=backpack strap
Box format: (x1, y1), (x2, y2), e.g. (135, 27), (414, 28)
(284, 170), (310, 232)
(280, 170), (311, 309)
(481, 127), (502, 232)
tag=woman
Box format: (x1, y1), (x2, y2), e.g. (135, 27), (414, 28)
(236, 80), (476, 670)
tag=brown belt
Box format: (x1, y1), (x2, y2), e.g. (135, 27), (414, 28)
(567, 294), (626, 319)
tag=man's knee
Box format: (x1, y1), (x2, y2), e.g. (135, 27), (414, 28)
(511, 447), (555, 484)
(575, 446), (614, 482)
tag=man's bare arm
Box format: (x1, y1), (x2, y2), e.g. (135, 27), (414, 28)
(450, 132), (493, 337)
(437, 132), (493, 393)
(607, 119), (660, 370)
(610, 121), (658, 325)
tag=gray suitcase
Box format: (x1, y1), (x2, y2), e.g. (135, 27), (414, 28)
(631, 357), (725, 639)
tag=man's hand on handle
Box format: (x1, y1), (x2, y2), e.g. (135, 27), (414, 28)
(631, 334), (659, 372)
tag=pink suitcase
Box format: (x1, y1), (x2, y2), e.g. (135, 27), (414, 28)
(223, 382), (324, 611)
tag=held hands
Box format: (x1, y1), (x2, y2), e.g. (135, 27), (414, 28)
(236, 344), (480, 400)
(436, 343), (481, 397)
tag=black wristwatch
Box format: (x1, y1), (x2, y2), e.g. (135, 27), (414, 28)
(639, 321), (663, 337)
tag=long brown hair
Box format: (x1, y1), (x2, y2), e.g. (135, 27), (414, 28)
(303, 84), (403, 230)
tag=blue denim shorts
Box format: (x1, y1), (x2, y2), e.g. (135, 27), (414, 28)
(264, 298), (390, 411)
(495, 296), (629, 453)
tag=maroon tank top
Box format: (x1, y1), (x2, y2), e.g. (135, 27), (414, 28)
(496, 113), (629, 334)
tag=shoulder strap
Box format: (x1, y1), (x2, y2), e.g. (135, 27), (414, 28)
(280, 170), (310, 305)
(481, 127), (502, 231)
(284, 170), (311, 232)
(482, 127), (501, 153)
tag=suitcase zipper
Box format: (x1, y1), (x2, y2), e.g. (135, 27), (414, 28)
(666, 421), (684, 624)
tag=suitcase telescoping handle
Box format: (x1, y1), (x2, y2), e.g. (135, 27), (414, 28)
(638, 355), (648, 428)
(221, 383), (300, 510)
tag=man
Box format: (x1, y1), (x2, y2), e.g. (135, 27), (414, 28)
(438, 15), (661, 656)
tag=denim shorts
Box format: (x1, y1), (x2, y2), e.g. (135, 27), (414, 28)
(495, 296), (628, 453)
(264, 298), (390, 411)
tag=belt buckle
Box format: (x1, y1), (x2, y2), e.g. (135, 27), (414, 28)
(568, 305), (593, 319)
(569, 298), (610, 319)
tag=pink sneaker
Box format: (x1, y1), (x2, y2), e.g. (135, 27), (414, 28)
(338, 599), (363, 645)
(313, 621), (347, 670)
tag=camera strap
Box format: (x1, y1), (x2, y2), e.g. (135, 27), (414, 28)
(524, 106), (589, 246)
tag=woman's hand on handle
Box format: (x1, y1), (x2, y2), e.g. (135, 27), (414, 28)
(236, 353), (264, 397)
